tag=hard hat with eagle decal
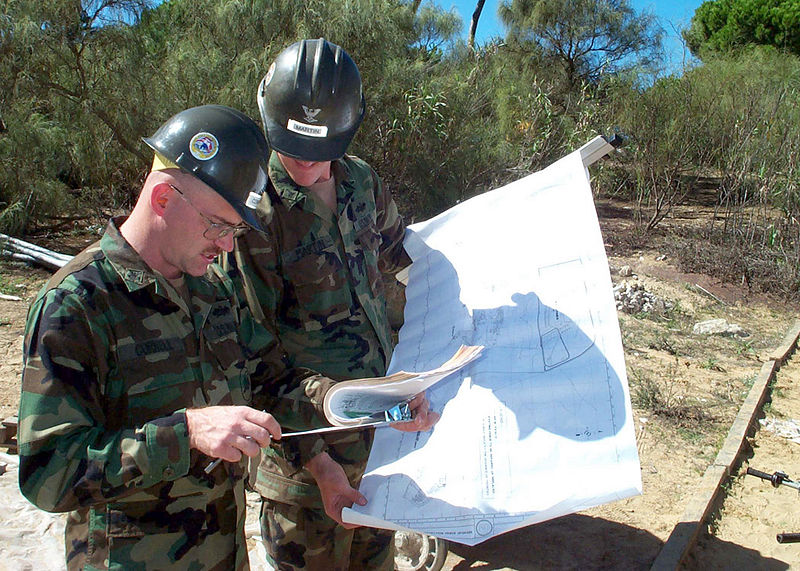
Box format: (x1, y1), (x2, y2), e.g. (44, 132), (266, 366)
(257, 38), (366, 162)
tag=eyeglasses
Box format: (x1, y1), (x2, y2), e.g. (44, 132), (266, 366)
(169, 184), (250, 240)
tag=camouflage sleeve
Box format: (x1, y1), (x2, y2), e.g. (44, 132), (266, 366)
(371, 167), (412, 275)
(251, 362), (334, 467)
(228, 245), (333, 466)
(18, 289), (191, 513)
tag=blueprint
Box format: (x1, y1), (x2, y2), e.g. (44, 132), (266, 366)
(342, 150), (642, 545)
(322, 345), (483, 426)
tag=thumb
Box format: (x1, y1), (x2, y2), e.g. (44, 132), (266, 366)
(341, 486), (367, 507)
(352, 490), (368, 506)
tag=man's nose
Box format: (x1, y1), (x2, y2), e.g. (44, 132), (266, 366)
(215, 232), (236, 252)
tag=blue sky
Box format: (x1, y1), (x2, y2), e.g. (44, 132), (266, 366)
(440, 0), (705, 72)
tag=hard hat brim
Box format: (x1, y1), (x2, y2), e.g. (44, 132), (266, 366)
(264, 116), (360, 162)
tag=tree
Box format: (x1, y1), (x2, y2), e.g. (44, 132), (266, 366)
(498, 0), (662, 87)
(0, 0), (154, 232)
(7, 0), (154, 160)
(411, 3), (461, 55)
(468, 0), (486, 50)
(684, 0), (800, 58)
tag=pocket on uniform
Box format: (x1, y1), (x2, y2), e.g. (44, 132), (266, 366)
(284, 252), (354, 331)
(103, 505), (216, 569)
(124, 373), (197, 421)
(113, 334), (193, 417)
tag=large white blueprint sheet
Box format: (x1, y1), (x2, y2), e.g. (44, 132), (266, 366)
(342, 150), (642, 545)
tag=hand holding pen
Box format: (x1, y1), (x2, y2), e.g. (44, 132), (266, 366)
(183, 406), (280, 474)
(202, 393), (439, 473)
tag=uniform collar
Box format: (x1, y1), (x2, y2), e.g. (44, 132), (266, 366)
(102, 217), (161, 292)
(268, 151), (350, 210)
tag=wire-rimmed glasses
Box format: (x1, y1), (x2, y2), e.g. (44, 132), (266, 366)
(169, 184), (249, 240)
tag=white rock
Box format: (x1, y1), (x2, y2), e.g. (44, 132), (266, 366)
(692, 318), (749, 337)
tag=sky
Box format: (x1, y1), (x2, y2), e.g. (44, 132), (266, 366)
(440, 0), (705, 73)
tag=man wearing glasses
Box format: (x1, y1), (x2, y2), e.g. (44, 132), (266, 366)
(17, 105), (334, 570)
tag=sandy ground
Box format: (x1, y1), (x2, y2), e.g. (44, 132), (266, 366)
(687, 353), (800, 570)
(1, 246), (798, 569)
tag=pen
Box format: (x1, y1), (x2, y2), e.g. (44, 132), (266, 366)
(203, 416), (410, 473)
(204, 400), (415, 473)
(204, 435), (264, 474)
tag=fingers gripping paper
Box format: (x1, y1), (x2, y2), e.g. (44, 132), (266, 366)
(323, 345), (484, 426)
(342, 150), (642, 545)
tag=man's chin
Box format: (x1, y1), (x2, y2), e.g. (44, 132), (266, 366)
(187, 260), (213, 277)
(181, 252), (220, 277)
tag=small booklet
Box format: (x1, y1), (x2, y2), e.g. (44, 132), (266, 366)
(322, 344), (484, 427)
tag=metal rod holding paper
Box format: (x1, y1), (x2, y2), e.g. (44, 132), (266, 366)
(203, 399), (415, 474)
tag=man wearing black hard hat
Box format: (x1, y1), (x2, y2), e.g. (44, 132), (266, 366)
(18, 105), (335, 570)
(229, 39), (439, 570)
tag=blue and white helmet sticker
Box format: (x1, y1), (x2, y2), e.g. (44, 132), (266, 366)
(189, 132), (219, 160)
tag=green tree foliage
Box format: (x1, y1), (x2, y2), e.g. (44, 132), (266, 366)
(0, 0), (656, 232)
(1, 0), (154, 232)
(498, 0), (662, 87)
(602, 73), (717, 230)
(683, 0), (800, 58)
(691, 49), (800, 297)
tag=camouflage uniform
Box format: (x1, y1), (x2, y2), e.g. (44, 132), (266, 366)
(230, 152), (411, 570)
(18, 218), (331, 571)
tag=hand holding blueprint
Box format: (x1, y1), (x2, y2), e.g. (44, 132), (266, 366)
(342, 150), (642, 544)
(323, 344), (484, 426)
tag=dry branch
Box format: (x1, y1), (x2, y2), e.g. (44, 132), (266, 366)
(0, 233), (73, 270)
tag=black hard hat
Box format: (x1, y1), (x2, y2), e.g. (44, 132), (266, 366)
(143, 105), (270, 230)
(257, 38), (366, 162)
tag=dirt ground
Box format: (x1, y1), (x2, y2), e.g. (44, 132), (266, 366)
(687, 353), (800, 570)
(2, 221), (800, 569)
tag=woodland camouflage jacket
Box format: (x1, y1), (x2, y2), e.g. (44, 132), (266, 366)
(18, 219), (331, 570)
(228, 153), (411, 507)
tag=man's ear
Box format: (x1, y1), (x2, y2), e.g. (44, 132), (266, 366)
(150, 182), (172, 217)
